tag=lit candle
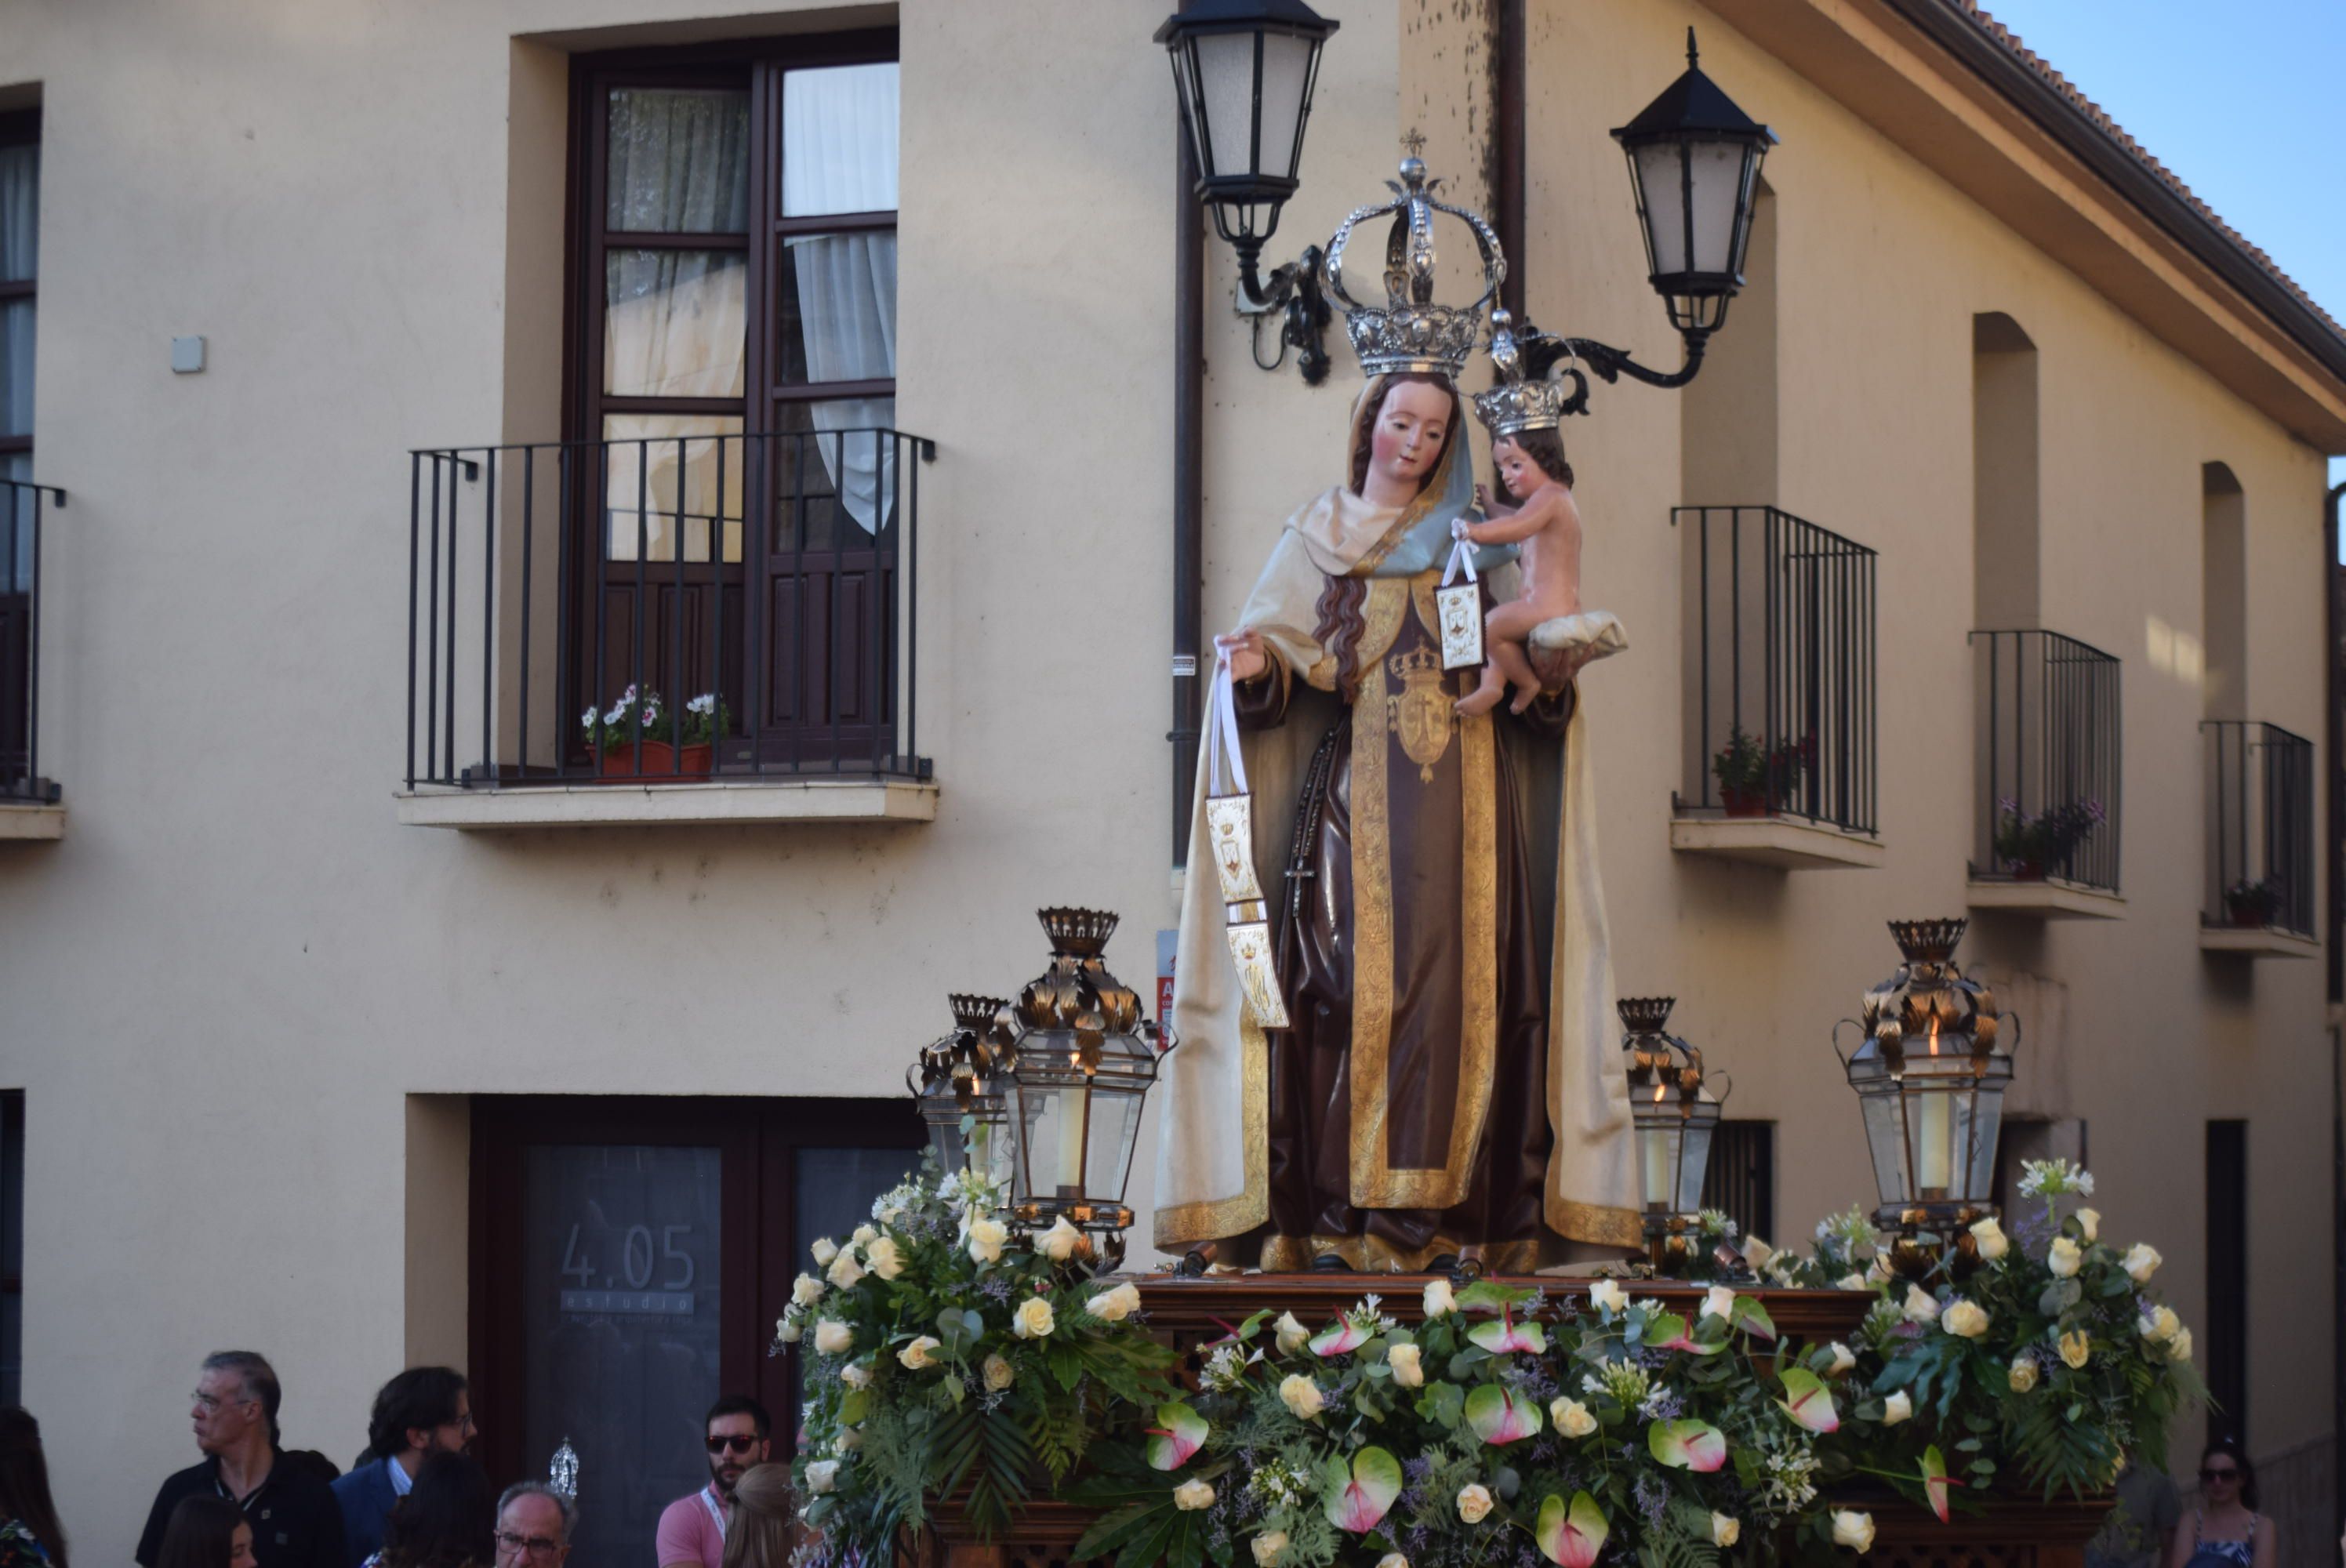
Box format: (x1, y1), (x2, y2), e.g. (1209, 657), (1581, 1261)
(1640, 1084), (1675, 1210)
(1056, 1087), (1090, 1200)
(1916, 1017), (1952, 1196)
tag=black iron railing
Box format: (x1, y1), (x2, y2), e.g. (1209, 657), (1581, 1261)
(1, 477), (64, 804)
(404, 429), (934, 789)
(2201, 720), (2315, 936)
(1672, 505), (1877, 833)
(1970, 630), (2122, 891)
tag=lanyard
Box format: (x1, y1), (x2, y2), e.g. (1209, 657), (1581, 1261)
(699, 1486), (727, 1534)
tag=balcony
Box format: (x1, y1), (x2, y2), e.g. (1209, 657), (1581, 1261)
(1668, 505), (1881, 869)
(1966, 630), (2123, 919)
(0, 477), (64, 841)
(396, 429), (937, 831)
(2197, 720), (2317, 957)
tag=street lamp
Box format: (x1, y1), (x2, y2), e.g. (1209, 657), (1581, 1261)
(1620, 996), (1730, 1276)
(1157, 0), (1341, 382)
(1001, 908), (1167, 1270)
(1834, 919), (2020, 1279)
(907, 993), (1018, 1188)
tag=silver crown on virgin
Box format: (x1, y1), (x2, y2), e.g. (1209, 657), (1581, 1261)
(1324, 158), (1505, 379)
(1471, 310), (1569, 436)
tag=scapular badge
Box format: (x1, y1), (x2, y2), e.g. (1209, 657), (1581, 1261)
(1386, 646), (1457, 784)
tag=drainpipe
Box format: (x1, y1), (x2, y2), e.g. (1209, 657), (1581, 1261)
(2330, 478), (2344, 1540)
(1492, 0), (1526, 319)
(1170, 33), (1204, 869)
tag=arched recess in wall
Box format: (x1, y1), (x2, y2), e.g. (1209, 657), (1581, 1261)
(1973, 312), (2039, 629)
(1679, 180), (1775, 504)
(2201, 461), (2246, 719)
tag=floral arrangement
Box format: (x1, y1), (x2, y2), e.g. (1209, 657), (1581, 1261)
(1710, 726), (1809, 804)
(579, 685), (730, 750)
(1991, 798), (2105, 877)
(2221, 875), (2283, 925)
(782, 1162), (2199, 1568)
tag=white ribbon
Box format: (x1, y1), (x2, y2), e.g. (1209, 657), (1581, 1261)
(1441, 531), (1480, 588)
(1205, 651), (1250, 797)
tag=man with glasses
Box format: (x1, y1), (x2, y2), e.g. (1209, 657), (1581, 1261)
(331, 1367), (477, 1567)
(136, 1350), (347, 1568)
(656, 1396), (772, 1568)
(494, 1481), (575, 1568)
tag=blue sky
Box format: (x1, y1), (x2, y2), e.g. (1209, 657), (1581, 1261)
(1975, 0), (2346, 500)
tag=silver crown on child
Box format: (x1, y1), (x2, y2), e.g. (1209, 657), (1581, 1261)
(1324, 158), (1506, 379)
(1471, 310), (1569, 436)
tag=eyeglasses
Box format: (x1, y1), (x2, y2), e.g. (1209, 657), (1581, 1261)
(191, 1393), (255, 1414)
(706, 1434), (760, 1454)
(2199, 1468), (2240, 1483)
(495, 1532), (563, 1558)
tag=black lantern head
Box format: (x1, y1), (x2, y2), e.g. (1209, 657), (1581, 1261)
(909, 993), (1018, 1185)
(1611, 28), (1776, 335)
(1619, 996), (1730, 1275)
(1156, 0), (1340, 258)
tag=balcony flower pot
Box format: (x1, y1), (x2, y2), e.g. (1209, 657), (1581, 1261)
(2223, 877), (2282, 928)
(1721, 786), (1770, 818)
(595, 741), (714, 780)
(581, 687), (728, 784)
(2006, 861), (2045, 883)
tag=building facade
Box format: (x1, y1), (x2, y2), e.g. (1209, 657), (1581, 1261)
(0, 0), (2341, 1562)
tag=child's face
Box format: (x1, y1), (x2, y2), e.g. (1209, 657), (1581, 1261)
(1493, 437), (1542, 501)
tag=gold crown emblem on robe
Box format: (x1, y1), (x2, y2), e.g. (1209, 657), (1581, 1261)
(1324, 158), (1506, 378)
(1471, 310), (1570, 436)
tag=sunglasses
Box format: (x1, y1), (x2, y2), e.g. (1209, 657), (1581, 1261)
(2199, 1468), (2240, 1483)
(706, 1435), (761, 1455)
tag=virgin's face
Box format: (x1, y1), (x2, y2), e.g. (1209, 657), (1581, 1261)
(1366, 381), (1451, 493)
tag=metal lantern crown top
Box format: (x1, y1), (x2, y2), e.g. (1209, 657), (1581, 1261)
(1836, 919), (2018, 1236)
(1002, 908), (1164, 1260)
(1620, 996), (1730, 1221)
(908, 992), (1017, 1184)
(1156, 0), (1340, 256)
(1611, 28), (1776, 334)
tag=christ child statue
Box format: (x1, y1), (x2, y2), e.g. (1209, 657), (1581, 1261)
(1455, 424), (1581, 716)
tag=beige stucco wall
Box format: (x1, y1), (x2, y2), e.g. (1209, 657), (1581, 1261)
(0, 0), (2333, 1561)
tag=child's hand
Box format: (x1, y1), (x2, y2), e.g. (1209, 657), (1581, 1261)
(1473, 482), (1493, 514)
(1452, 517), (1473, 542)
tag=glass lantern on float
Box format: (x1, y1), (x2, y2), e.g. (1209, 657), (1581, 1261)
(1832, 918), (2020, 1279)
(1002, 908), (1167, 1272)
(1620, 996), (1729, 1276)
(907, 993), (1018, 1189)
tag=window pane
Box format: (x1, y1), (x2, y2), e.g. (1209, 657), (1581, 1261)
(5, 453), (31, 591)
(0, 302), (31, 438)
(772, 397), (896, 550)
(0, 144), (34, 282)
(603, 415), (745, 564)
(605, 249), (746, 399)
(606, 88), (750, 234)
(778, 231), (895, 386)
(781, 63), (898, 217)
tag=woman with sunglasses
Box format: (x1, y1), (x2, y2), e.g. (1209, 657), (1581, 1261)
(2164, 1438), (2274, 1568)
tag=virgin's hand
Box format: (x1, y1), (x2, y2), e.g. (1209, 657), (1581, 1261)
(1471, 484), (1492, 515)
(1215, 630), (1269, 683)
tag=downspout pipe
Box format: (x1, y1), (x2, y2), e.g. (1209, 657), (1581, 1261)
(1170, 36), (1204, 869)
(2329, 477), (2344, 1541)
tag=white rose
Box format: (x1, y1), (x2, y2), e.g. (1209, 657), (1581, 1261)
(1743, 1236), (1774, 1272)
(2075, 1208), (2100, 1242)
(851, 1224), (877, 1249)
(1832, 1511), (1876, 1553)
(2168, 1327), (2193, 1364)
(1550, 1397), (1597, 1438)
(794, 1273), (826, 1308)
(2140, 1305), (2181, 1343)
(1013, 1297), (1057, 1339)
(1903, 1284), (1940, 1323)
(1836, 1272), (1868, 1292)
(1037, 1215), (1084, 1262)
(827, 1252), (867, 1290)
(2008, 1356), (2039, 1392)
(1422, 1277), (1458, 1319)
(1882, 1390), (1913, 1425)
(811, 1238), (839, 1266)
(1702, 1285), (1737, 1322)
(1969, 1216), (2010, 1261)
(839, 1363), (872, 1390)
(1278, 1374), (1325, 1419)
(1826, 1342), (1856, 1376)
(2047, 1237), (2082, 1279)
(1589, 1279), (1629, 1316)
(1457, 1484), (1493, 1523)
(1274, 1312), (1310, 1355)
(967, 1218), (1010, 1265)
(1941, 1300), (1991, 1339)
(1868, 1254), (1894, 1283)
(833, 1426), (862, 1453)
(2123, 1243), (2163, 1283)
(1388, 1343), (1424, 1388)
(813, 1319), (854, 1356)
(982, 1352), (1015, 1390)
(898, 1334), (942, 1370)
(1376, 1555), (1409, 1568)
(1087, 1282), (1143, 1323)
(805, 1459), (841, 1494)
(1251, 1534), (1289, 1567)
(1174, 1479), (1216, 1512)
(777, 1316), (803, 1344)
(863, 1236), (904, 1281)
(1710, 1513), (1741, 1548)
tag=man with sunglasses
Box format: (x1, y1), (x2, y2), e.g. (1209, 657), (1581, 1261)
(656, 1395), (772, 1568)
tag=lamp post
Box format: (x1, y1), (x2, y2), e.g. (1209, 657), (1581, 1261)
(1621, 996), (1730, 1276)
(1001, 908), (1167, 1271)
(1834, 919), (2020, 1279)
(1157, 0), (1342, 383)
(907, 993), (1018, 1188)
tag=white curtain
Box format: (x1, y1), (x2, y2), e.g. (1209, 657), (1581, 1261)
(783, 64), (899, 535)
(1, 143), (35, 592)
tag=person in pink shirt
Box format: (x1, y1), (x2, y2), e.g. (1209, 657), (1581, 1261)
(655, 1397), (771, 1568)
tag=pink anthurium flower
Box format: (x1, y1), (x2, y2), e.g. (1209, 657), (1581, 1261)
(1145, 1402), (1208, 1472)
(1465, 1384), (1544, 1446)
(1643, 1312), (1723, 1357)
(1730, 1295), (1778, 1341)
(1466, 1307), (1548, 1355)
(1778, 1367), (1841, 1434)
(1536, 1493), (1611, 1568)
(1309, 1320), (1371, 1357)
(1920, 1445), (1962, 1523)
(1647, 1418), (1729, 1472)
(1324, 1446), (1403, 1532)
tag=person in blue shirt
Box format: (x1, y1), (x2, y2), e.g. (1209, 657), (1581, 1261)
(329, 1370), (474, 1568)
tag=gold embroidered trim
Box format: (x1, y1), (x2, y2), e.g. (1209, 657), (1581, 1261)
(1150, 1014), (1271, 1247)
(1261, 1232), (1545, 1274)
(1349, 652), (1397, 1205)
(1452, 708), (1498, 1185)
(1549, 1200), (1644, 1250)
(1352, 578), (1409, 675)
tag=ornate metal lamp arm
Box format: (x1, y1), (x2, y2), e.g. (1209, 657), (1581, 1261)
(1232, 238), (1334, 386)
(1514, 322), (1711, 416)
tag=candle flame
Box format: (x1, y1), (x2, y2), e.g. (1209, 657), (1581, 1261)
(1927, 1015), (1941, 1056)
(1653, 1083), (1667, 1103)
